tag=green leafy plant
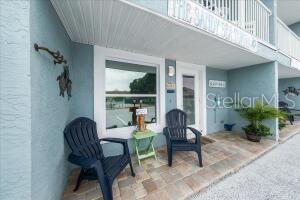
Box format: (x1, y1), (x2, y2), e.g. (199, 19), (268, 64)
(242, 124), (271, 137)
(236, 101), (285, 137)
(279, 117), (287, 130)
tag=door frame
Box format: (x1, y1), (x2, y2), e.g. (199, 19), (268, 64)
(176, 61), (207, 135)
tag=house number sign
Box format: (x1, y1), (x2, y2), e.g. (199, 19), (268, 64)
(166, 82), (176, 93)
(209, 80), (226, 88)
(167, 0), (258, 52)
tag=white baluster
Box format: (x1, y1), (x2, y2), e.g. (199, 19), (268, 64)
(218, 0), (221, 15)
(259, 5), (261, 39)
(256, 1), (258, 37)
(268, 9), (270, 42)
(252, 0), (254, 34)
(214, 0), (217, 13)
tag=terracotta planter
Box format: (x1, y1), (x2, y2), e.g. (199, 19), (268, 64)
(246, 132), (261, 142)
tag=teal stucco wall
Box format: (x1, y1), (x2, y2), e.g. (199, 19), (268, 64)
(30, 0), (74, 199)
(289, 22), (300, 37)
(206, 67), (229, 134)
(30, 1), (100, 199)
(227, 62), (278, 140)
(0, 1), (31, 199)
(279, 78), (300, 110)
(70, 42), (94, 120)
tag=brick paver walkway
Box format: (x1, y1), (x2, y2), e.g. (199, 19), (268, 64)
(63, 131), (277, 200)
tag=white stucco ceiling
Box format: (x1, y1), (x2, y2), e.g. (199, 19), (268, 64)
(51, 0), (270, 69)
(278, 0), (300, 26)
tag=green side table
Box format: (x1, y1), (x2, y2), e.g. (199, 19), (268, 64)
(132, 130), (157, 165)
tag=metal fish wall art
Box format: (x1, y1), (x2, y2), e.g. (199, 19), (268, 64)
(57, 65), (72, 100)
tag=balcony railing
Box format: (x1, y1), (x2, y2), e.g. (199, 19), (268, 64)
(277, 18), (300, 61)
(196, 0), (271, 42)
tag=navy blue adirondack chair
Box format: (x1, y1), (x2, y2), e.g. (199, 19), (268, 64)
(279, 101), (294, 125)
(64, 117), (135, 200)
(163, 109), (203, 167)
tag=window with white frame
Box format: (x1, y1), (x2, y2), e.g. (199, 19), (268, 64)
(105, 60), (157, 130)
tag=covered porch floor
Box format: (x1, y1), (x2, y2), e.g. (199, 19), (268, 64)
(279, 120), (300, 142)
(63, 132), (278, 200)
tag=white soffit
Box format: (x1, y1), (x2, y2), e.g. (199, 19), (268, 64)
(50, 0), (270, 69)
(278, 0), (300, 26)
(278, 64), (300, 79)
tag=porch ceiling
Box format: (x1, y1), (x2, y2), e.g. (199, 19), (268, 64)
(278, 64), (300, 79)
(51, 0), (270, 69)
(278, 0), (300, 26)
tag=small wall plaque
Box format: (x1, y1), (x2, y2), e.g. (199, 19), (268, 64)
(166, 83), (176, 90)
(167, 90), (175, 93)
(166, 83), (176, 93)
(168, 66), (175, 77)
(209, 80), (226, 88)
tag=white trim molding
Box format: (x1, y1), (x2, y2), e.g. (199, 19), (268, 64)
(176, 61), (207, 136)
(94, 46), (166, 139)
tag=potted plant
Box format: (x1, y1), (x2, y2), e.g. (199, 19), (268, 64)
(236, 101), (285, 142)
(279, 117), (287, 130)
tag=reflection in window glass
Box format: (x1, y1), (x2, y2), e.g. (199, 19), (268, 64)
(106, 60), (156, 94)
(106, 97), (156, 129)
(105, 60), (157, 129)
(183, 75), (195, 125)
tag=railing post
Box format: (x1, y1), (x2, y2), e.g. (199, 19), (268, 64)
(261, 0), (277, 46)
(238, 0), (246, 29)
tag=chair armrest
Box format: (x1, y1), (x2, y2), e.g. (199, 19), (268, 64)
(100, 137), (127, 144)
(163, 127), (169, 137)
(163, 127), (171, 141)
(100, 138), (129, 155)
(187, 127), (202, 144)
(68, 154), (98, 168)
(187, 127), (202, 136)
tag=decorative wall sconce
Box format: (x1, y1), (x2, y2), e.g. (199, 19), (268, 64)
(168, 66), (175, 77)
(34, 43), (72, 100)
(283, 86), (300, 96)
(34, 43), (67, 65)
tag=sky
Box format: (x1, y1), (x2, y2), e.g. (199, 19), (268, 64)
(105, 68), (146, 92)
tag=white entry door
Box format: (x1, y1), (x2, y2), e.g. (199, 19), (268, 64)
(176, 62), (206, 135)
(177, 66), (200, 128)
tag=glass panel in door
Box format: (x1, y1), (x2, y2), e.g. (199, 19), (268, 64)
(182, 75), (195, 125)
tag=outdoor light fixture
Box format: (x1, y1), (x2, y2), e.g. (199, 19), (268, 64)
(34, 43), (67, 65)
(168, 66), (175, 77)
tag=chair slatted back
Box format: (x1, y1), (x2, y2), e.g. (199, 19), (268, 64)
(279, 101), (288, 109)
(279, 101), (291, 113)
(64, 117), (104, 160)
(166, 109), (187, 141)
